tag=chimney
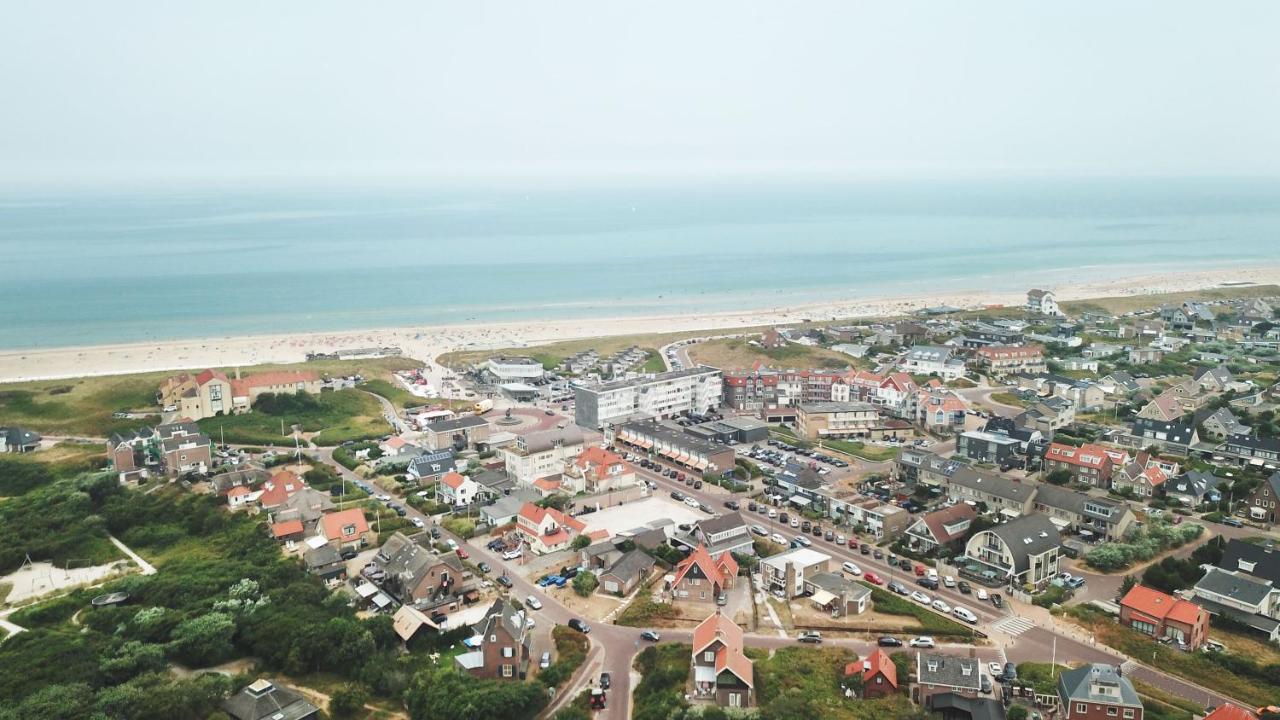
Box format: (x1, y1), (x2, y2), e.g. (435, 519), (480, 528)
(235, 367), (241, 380)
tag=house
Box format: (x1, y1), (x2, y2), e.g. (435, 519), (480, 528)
(155, 422), (213, 476)
(480, 488), (542, 527)
(565, 446), (635, 494)
(406, 448), (458, 483)
(1026, 289), (1062, 316)
(1165, 470), (1221, 507)
(1101, 371), (1141, 395)
(1197, 407), (1251, 440)
(1125, 418), (1199, 456)
(1246, 472), (1280, 524)
(1202, 706), (1259, 720)
(690, 611), (754, 708)
(423, 415), (490, 451)
(1043, 442), (1116, 488)
(598, 549), (655, 595)
(915, 652), (982, 704)
(321, 508), (372, 550)
(106, 427), (157, 477)
(760, 547), (831, 597)
(956, 430), (1022, 466)
(802, 571), (871, 617)
(861, 648), (899, 699)
(500, 426), (592, 486)
(1033, 485), (1134, 541)
(437, 471), (481, 507)
(0, 426), (41, 453)
(1223, 434), (1280, 469)
(973, 345), (1047, 377)
(900, 345), (967, 380)
(905, 504), (977, 554)
(514, 502), (590, 554)
(670, 545), (739, 603)
(1019, 396), (1076, 433)
(1193, 567), (1280, 625)
(915, 386), (969, 434)
(270, 519), (306, 542)
(378, 531), (478, 610)
(380, 436), (417, 457)
(796, 401), (880, 440)
(1137, 391), (1185, 423)
(963, 513), (1061, 588)
(1128, 347), (1164, 365)
(1111, 461), (1167, 499)
(456, 598), (531, 680)
(925, 693), (1006, 720)
(944, 467), (1036, 515)
(303, 544), (346, 580)
(1118, 584), (1210, 650)
(1057, 664), (1143, 720)
(760, 329), (787, 348)
(221, 679), (320, 720)
(159, 368), (322, 421)
(681, 512), (755, 557)
(272, 487), (335, 535)
(257, 470), (308, 510)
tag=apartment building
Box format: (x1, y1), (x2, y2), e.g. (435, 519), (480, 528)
(499, 426), (590, 485)
(796, 401), (879, 440)
(575, 367), (722, 428)
(158, 368), (322, 420)
(972, 345), (1047, 377)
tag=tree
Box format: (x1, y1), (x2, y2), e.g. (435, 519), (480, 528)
(1119, 574), (1137, 599)
(168, 612), (236, 667)
(1008, 705), (1029, 720)
(571, 535), (591, 551)
(100, 641), (167, 683)
(330, 685), (370, 718)
(572, 571), (598, 597)
(1046, 469), (1073, 486)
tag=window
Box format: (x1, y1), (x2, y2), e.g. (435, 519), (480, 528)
(1108, 709), (1118, 716)
(729, 693), (741, 707)
(501, 664), (513, 677)
(1078, 704), (1088, 714)
(503, 647), (513, 658)
(704, 651), (715, 662)
(1124, 711), (1135, 718)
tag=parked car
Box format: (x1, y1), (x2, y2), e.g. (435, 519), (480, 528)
(911, 591), (931, 604)
(991, 594), (1004, 609)
(1002, 662), (1018, 682)
(841, 561), (862, 576)
(478, 562), (491, 574)
(527, 596), (543, 610)
(909, 636), (935, 648)
(1067, 576), (1087, 589)
(953, 606), (978, 624)
(640, 630), (661, 642)
(503, 548), (523, 560)
(943, 575), (956, 588)
(864, 572), (884, 585)
(957, 581), (972, 594)
(989, 662), (1003, 678)
(1223, 517), (1244, 528)
(751, 524), (768, 536)
(877, 636), (903, 647)
(977, 588), (989, 601)
(931, 599), (952, 613)
(725, 500), (740, 510)
(411, 517), (426, 528)
(600, 672), (611, 689)
(797, 631), (823, 644)
(568, 618), (591, 634)
(496, 575), (513, 588)
(770, 533), (787, 545)
(860, 544), (870, 555)
(456, 548), (468, 559)
(540, 652), (551, 669)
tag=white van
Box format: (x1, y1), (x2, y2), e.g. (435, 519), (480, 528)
(841, 561), (862, 576)
(952, 606), (978, 624)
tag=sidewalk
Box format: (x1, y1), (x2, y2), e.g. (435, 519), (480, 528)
(109, 535), (157, 575)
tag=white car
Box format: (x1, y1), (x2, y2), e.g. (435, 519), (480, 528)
(943, 575), (956, 588)
(989, 662), (1003, 677)
(790, 518), (800, 528)
(953, 606), (978, 624)
(977, 588), (989, 601)
(377, 494), (392, 502)
(931, 599), (952, 613)
(770, 533), (787, 545)
(909, 636), (935, 648)
(527, 596), (543, 610)
(768, 509), (778, 518)
(841, 561), (862, 576)
(911, 591), (931, 604)
(446, 538), (458, 550)
(502, 548), (523, 560)
(684, 497), (700, 508)
(411, 518), (425, 528)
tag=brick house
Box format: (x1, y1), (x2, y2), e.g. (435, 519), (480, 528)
(455, 598), (531, 680)
(1043, 442), (1115, 488)
(690, 611), (754, 708)
(861, 648), (899, 699)
(670, 545), (738, 603)
(320, 508), (372, 550)
(1057, 664), (1143, 720)
(1119, 585), (1209, 650)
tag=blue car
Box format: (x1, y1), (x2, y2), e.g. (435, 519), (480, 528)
(552, 576), (569, 588)
(538, 575), (564, 587)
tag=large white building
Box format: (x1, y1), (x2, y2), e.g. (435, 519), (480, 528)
(484, 356), (545, 382)
(499, 426), (594, 485)
(574, 367), (722, 429)
(899, 346), (967, 380)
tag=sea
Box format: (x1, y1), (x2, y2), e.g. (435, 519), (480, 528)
(1, 177), (1278, 351)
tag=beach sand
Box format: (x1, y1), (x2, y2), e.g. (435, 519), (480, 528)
(2, 265), (1278, 384)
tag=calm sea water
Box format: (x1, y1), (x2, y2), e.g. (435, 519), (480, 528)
(1, 178), (1277, 350)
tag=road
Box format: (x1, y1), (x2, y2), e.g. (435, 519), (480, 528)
(955, 377), (1025, 419)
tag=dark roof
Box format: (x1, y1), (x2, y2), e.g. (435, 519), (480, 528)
(407, 449), (456, 476)
(602, 549), (655, 584)
(304, 544), (343, 571)
(1057, 664), (1141, 708)
(926, 692), (1007, 720)
(1194, 568), (1274, 607)
(987, 513), (1062, 572)
(1131, 418), (1196, 446)
(1217, 539), (1280, 584)
(1166, 471), (1221, 499)
(916, 652), (982, 691)
(222, 679), (319, 720)
(1226, 434), (1280, 455)
(1034, 485), (1126, 522)
(0, 426), (42, 447)
(425, 415), (489, 433)
(697, 512), (748, 537)
(948, 467), (1034, 504)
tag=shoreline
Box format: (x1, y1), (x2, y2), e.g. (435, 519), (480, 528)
(3, 264), (1279, 384)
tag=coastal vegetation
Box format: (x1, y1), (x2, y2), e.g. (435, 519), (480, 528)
(1060, 284), (1280, 317)
(196, 388), (388, 446)
(1082, 518), (1203, 572)
(688, 337), (860, 371)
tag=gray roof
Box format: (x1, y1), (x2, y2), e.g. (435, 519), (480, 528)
(0, 426), (42, 448)
(1166, 470), (1221, 499)
(473, 469), (514, 493)
(916, 652), (982, 691)
(804, 571), (871, 600)
(1033, 484), (1126, 522)
(697, 512), (748, 537)
(517, 426), (585, 454)
(799, 401), (877, 414)
(1131, 418), (1196, 446)
(407, 449), (456, 476)
(425, 415), (489, 433)
(1056, 664), (1142, 708)
(988, 513), (1062, 572)
(948, 467), (1034, 504)
(156, 421), (202, 439)
(620, 419), (728, 457)
(926, 693), (1006, 720)
(378, 531), (465, 603)
(1219, 537), (1280, 584)
(221, 679), (319, 720)
(584, 366), (719, 393)
(602, 549), (655, 584)
(304, 544), (343, 571)
(1194, 567), (1274, 607)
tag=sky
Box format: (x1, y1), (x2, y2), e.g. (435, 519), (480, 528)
(2, 1), (1279, 185)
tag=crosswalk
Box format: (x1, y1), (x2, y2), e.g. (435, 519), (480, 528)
(991, 615), (1037, 637)
(1119, 660), (1140, 676)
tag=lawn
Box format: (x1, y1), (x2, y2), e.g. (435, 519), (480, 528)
(615, 593), (679, 627)
(751, 645), (918, 720)
(689, 337), (856, 371)
(0, 357), (419, 438)
(990, 392), (1029, 407)
(196, 388), (389, 446)
(769, 426), (898, 462)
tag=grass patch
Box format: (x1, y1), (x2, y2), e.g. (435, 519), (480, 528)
(689, 337), (855, 371)
(1132, 679), (1205, 720)
(1016, 662), (1067, 695)
(639, 350), (667, 373)
(632, 643), (691, 720)
(821, 439), (898, 462)
(615, 594), (679, 627)
(358, 378), (425, 409)
(860, 582), (976, 638)
(539, 625), (590, 688)
(1060, 285), (1280, 316)
(990, 392), (1029, 407)
(196, 388), (389, 446)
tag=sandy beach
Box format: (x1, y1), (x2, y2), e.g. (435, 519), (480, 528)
(2, 265), (1278, 384)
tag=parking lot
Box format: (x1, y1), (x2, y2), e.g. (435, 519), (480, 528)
(588, 496), (706, 534)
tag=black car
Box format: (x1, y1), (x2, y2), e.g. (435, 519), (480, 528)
(917, 576), (938, 590)
(957, 580), (971, 594)
(496, 575), (513, 588)
(877, 636), (903, 647)
(899, 559), (913, 571)
(801, 520), (811, 532)
(991, 594), (1004, 608)
(693, 480), (703, 489)
(747, 501), (758, 512)
(670, 491), (685, 501)
(600, 672), (611, 689)
(478, 562), (491, 574)
(1002, 662), (1017, 682)
(568, 618), (591, 634)
(724, 500), (740, 510)
(561, 566), (579, 579)
(860, 544), (870, 555)
(873, 550), (884, 559)
(339, 549), (358, 560)
(811, 525), (822, 537)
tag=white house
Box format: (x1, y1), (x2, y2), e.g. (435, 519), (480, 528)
(1026, 289), (1063, 317)
(899, 346), (967, 380)
(437, 471), (481, 507)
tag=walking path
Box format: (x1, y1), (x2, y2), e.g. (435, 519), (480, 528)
(109, 535), (157, 575)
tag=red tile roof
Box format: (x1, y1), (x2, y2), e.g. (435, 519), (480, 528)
(1045, 442), (1113, 469)
(1203, 705), (1257, 720)
(258, 471), (306, 507)
(271, 520), (304, 538)
(321, 508), (369, 541)
(673, 545), (729, 588)
(919, 504), (977, 544)
(442, 471), (467, 490)
(230, 370), (318, 399)
(226, 485), (251, 497)
(692, 612), (753, 687)
(1120, 585), (1206, 627)
(863, 648), (898, 688)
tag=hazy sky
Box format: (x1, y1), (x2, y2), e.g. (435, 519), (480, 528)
(3, 1), (1278, 184)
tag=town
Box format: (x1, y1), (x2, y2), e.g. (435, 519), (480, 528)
(2, 286), (1280, 720)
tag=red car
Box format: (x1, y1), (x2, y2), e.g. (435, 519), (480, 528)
(456, 548), (469, 559)
(914, 563), (926, 576)
(847, 537), (859, 549)
(864, 572), (884, 585)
